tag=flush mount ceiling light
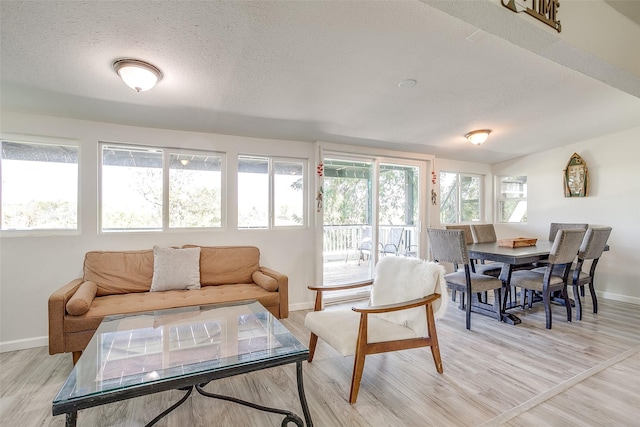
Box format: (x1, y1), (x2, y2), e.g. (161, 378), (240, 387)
(398, 79), (417, 88)
(113, 59), (162, 92)
(465, 129), (491, 145)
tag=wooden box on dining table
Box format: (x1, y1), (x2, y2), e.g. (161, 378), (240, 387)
(497, 237), (538, 248)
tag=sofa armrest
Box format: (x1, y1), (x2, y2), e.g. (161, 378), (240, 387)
(48, 278), (83, 355)
(259, 267), (288, 318)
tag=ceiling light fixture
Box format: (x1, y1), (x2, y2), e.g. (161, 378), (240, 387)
(398, 79), (417, 88)
(113, 59), (162, 92)
(465, 129), (491, 145)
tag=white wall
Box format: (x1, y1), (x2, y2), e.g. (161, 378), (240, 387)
(2, 111), (638, 352)
(492, 126), (640, 304)
(0, 111), (317, 351)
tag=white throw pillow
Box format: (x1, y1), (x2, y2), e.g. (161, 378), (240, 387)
(151, 246), (201, 292)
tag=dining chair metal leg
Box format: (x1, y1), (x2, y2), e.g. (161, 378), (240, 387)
(465, 286), (472, 330)
(562, 286), (572, 322)
(572, 285), (583, 321)
(542, 289), (553, 329)
(589, 280), (598, 314)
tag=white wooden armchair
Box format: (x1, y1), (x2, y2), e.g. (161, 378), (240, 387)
(304, 256), (447, 403)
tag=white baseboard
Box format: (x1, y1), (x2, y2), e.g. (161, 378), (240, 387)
(290, 302), (314, 312)
(0, 336), (48, 353)
(597, 291), (640, 306)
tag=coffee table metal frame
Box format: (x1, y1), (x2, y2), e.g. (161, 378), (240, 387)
(52, 300), (313, 426)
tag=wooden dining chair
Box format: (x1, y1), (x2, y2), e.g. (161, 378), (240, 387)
(304, 256), (447, 403)
(428, 228), (503, 330)
(511, 228), (586, 329)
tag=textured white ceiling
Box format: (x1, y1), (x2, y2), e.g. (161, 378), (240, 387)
(1, 0), (639, 164)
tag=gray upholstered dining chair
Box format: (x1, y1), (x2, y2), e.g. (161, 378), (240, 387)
(533, 222), (588, 268)
(427, 228), (503, 330)
(511, 228), (586, 329)
(470, 223), (497, 243)
(536, 227), (612, 321)
(548, 222), (588, 241)
(444, 225), (501, 308)
(304, 256), (447, 403)
(470, 224), (504, 276)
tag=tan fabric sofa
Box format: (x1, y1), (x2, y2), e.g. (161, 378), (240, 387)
(48, 245), (288, 363)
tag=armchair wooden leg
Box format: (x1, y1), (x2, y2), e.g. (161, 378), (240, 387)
(349, 313), (369, 404)
(349, 348), (367, 404)
(308, 333), (319, 362)
(426, 304), (443, 374)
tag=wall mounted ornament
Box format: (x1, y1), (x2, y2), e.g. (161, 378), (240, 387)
(564, 153), (588, 197)
(502, 0), (561, 32)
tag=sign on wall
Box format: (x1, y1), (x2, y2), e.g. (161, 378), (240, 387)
(502, 0), (561, 32)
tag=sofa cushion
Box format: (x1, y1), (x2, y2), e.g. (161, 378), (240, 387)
(252, 271), (278, 291)
(63, 283), (280, 333)
(183, 245), (260, 285)
(66, 281), (98, 315)
(84, 250), (154, 296)
(151, 246), (201, 292)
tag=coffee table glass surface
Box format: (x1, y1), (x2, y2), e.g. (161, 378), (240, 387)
(53, 300), (311, 425)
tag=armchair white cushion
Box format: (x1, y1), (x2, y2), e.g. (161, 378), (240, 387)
(304, 311), (418, 357)
(369, 256), (447, 335)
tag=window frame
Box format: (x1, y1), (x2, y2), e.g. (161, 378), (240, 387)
(439, 171), (483, 224)
(99, 142), (226, 233)
(1, 138), (80, 236)
(237, 154), (307, 230)
(496, 175), (528, 224)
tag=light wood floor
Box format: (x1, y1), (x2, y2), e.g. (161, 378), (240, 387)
(1, 296), (639, 426)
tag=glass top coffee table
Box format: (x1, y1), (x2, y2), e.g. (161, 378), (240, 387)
(52, 300), (313, 426)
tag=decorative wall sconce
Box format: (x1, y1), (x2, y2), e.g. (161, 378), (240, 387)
(465, 129), (491, 145)
(564, 152), (589, 197)
(113, 59), (162, 92)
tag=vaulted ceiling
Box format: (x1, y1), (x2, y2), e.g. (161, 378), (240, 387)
(1, 0), (639, 164)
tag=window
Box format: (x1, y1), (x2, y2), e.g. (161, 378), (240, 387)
(100, 143), (223, 232)
(439, 172), (482, 224)
(169, 153), (223, 228)
(497, 175), (527, 223)
(1, 140), (78, 231)
(238, 155), (306, 229)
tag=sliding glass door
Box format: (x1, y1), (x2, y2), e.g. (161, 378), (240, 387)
(321, 155), (424, 294)
(322, 158), (374, 287)
(378, 162), (420, 259)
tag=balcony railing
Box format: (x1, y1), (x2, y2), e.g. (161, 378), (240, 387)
(323, 224), (418, 261)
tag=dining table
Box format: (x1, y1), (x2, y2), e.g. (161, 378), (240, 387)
(467, 240), (555, 325)
(467, 239), (610, 325)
